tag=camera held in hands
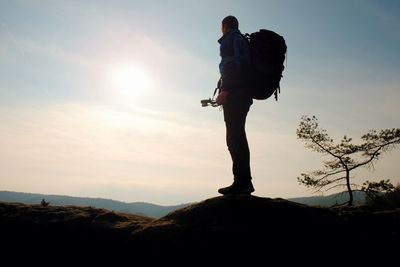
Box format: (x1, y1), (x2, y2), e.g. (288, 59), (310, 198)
(200, 87), (220, 108)
(201, 98), (218, 107)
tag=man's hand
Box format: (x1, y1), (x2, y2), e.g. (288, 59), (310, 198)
(216, 90), (230, 105)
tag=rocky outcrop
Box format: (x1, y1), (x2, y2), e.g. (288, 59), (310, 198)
(1, 195), (399, 262)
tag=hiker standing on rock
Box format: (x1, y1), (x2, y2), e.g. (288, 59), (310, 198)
(216, 16), (254, 195)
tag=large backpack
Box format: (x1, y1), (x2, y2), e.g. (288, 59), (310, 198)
(244, 29), (287, 101)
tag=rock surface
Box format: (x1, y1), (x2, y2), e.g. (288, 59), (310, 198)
(1, 195), (399, 262)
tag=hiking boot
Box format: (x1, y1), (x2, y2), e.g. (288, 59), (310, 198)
(218, 181), (255, 195)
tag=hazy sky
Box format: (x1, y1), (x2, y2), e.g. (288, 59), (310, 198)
(1, 0), (399, 205)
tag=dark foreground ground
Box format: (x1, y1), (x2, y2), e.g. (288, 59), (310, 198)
(1, 195), (399, 263)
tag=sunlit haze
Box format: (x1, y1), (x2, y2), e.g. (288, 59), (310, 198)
(0, 0), (399, 205)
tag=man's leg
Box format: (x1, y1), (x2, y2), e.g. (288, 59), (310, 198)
(219, 95), (253, 194)
(226, 103), (252, 184)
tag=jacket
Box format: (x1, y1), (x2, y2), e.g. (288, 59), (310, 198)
(218, 29), (251, 93)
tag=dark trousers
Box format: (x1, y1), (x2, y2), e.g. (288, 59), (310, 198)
(223, 93), (253, 184)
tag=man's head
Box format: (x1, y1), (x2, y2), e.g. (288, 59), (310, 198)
(221, 15), (239, 35)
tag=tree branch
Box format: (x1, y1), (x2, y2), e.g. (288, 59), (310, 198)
(348, 145), (383, 171)
(309, 135), (341, 160)
(318, 169), (346, 181)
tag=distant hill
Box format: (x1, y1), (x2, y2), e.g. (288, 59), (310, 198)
(0, 190), (366, 219)
(289, 190), (366, 206)
(0, 190), (188, 218)
(0, 196), (398, 263)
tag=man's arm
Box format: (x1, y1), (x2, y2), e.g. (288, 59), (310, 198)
(220, 33), (247, 93)
(233, 33), (244, 71)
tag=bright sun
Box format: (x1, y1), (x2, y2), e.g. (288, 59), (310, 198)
(110, 64), (152, 96)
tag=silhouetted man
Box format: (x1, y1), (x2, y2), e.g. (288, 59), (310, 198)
(216, 16), (254, 195)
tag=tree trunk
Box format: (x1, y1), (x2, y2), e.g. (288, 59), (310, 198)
(345, 169), (353, 206)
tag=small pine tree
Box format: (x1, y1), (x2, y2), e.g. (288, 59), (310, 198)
(363, 181), (400, 209)
(297, 115), (400, 206)
(362, 179), (395, 201)
(40, 199), (50, 207)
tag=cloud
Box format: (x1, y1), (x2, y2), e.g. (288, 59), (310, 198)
(0, 102), (299, 201)
(22, 39), (99, 69)
(2, 99), (399, 204)
(8, 24), (216, 107)
(0, 103), (229, 201)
